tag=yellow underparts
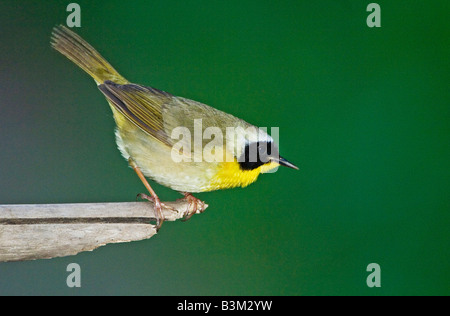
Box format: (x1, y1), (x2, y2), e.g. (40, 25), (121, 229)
(209, 160), (280, 191)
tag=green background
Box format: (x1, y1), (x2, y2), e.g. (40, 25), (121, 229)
(0, 0), (449, 295)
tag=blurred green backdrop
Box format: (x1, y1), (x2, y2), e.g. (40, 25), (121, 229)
(0, 0), (449, 295)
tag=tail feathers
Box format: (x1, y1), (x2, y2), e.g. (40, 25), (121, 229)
(51, 25), (127, 85)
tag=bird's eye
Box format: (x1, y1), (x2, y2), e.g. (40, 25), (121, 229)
(258, 144), (267, 155)
(239, 141), (277, 170)
(258, 142), (272, 163)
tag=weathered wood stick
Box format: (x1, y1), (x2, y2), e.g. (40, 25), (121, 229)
(0, 200), (205, 262)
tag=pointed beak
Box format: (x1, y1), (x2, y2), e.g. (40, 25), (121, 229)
(271, 156), (299, 170)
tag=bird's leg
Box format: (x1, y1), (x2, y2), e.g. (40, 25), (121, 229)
(181, 192), (207, 221)
(128, 158), (164, 230)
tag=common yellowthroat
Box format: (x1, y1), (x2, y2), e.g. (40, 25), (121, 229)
(51, 25), (298, 229)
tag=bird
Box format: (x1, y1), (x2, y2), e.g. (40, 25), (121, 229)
(51, 25), (298, 230)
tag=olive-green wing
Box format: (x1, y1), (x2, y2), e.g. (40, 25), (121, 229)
(98, 80), (252, 152)
(98, 80), (174, 146)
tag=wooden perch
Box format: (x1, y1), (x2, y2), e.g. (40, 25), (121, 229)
(0, 200), (206, 262)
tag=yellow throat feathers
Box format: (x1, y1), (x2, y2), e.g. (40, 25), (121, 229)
(209, 160), (279, 190)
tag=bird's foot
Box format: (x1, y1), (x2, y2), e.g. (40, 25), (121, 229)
(180, 193), (208, 222)
(137, 193), (170, 231)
